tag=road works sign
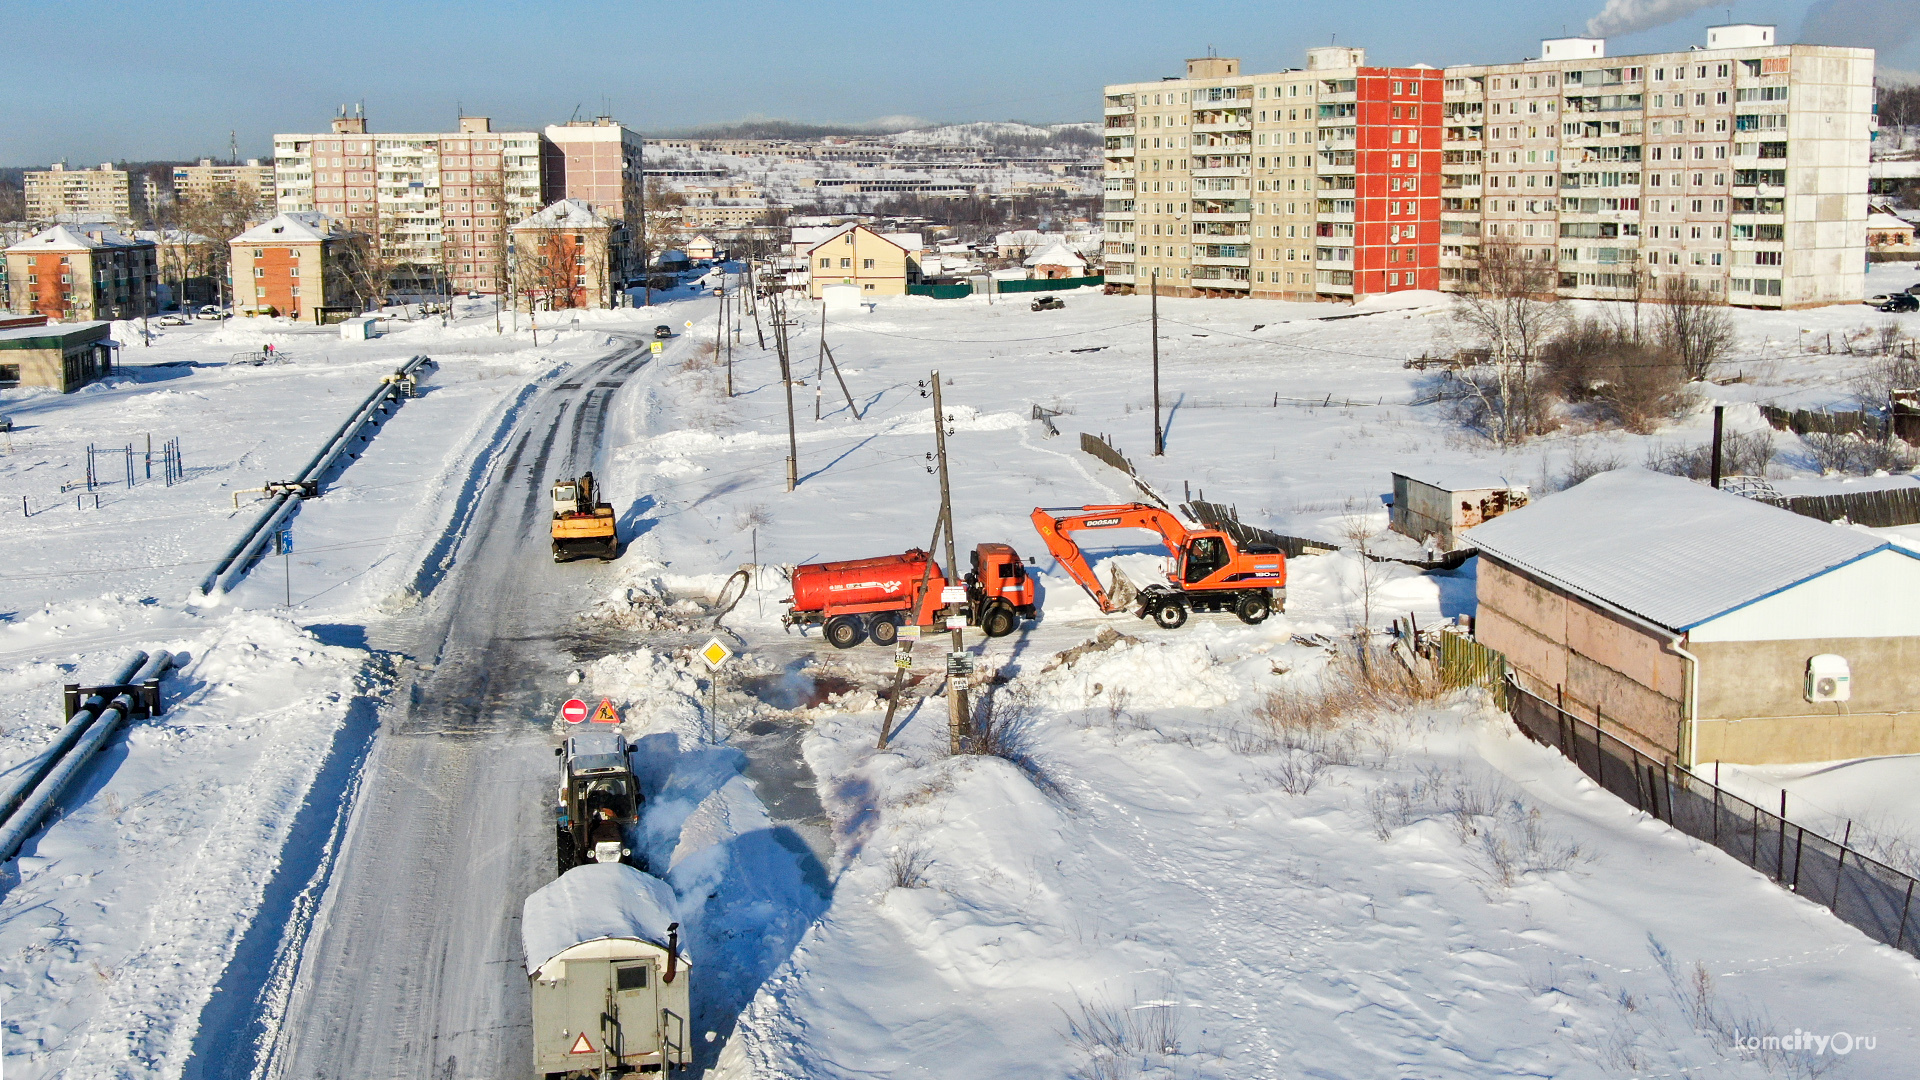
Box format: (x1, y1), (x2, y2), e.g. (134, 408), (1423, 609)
(591, 698), (621, 724)
(569, 1032), (596, 1055)
(700, 638), (733, 670)
(560, 698), (589, 724)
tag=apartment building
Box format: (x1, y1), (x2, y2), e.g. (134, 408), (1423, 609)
(274, 113), (546, 296)
(229, 212), (368, 319)
(509, 199), (628, 311)
(1103, 50), (1441, 301)
(4, 224), (156, 320)
(1442, 26), (1872, 309)
(1104, 27), (1872, 308)
(544, 118), (643, 222)
(23, 163), (160, 224)
(171, 159), (276, 216)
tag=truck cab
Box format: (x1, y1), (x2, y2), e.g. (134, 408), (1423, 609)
(554, 728), (641, 872)
(965, 542), (1038, 638)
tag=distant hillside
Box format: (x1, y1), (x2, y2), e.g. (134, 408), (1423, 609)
(651, 119), (918, 141)
(651, 118), (1097, 152)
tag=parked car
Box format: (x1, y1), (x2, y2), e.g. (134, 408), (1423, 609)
(1031, 295), (1065, 311)
(1870, 293), (1919, 313)
(155, 314), (188, 327)
(0, 416), (12, 433)
(653, 324), (673, 339)
(195, 305), (227, 320)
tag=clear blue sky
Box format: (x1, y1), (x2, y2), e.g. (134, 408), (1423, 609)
(2, 0), (1908, 166)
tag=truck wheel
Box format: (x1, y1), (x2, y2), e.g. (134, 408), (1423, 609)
(824, 615), (865, 649)
(981, 601), (1017, 638)
(1150, 599), (1187, 629)
(1236, 592), (1271, 625)
(556, 827), (578, 876)
(868, 617), (899, 647)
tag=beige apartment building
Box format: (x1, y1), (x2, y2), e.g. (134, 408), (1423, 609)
(274, 112), (642, 296)
(229, 212), (368, 319)
(804, 224), (918, 297)
(172, 159), (276, 217)
(1103, 26), (1873, 309)
(510, 199), (628, 311)
(1442, 25), (1873, 309)
(23, 164), (159, 224)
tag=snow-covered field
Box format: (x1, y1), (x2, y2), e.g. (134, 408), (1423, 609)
(4, 263), (1920, 1076)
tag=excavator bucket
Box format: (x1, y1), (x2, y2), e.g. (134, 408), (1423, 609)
(1106, 565), (1139, 612)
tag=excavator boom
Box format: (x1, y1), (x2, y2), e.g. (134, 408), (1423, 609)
(1030, 504), (1195, 613)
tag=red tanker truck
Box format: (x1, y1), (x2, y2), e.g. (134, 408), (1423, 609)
(783, 543), (1038, 648)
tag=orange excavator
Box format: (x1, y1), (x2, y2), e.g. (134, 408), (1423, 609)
(1030, 503), (1285, 629)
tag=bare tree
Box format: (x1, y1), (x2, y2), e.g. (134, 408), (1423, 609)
(1447, 238), (1566, 444)
(0, 179), (24, 222)
(174, 187), (257, 310)
(1657, 277), (1735, 382)
(337, 233), (394, 313)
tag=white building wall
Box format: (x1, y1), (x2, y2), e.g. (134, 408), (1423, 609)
(1686, 548), (1920, 642)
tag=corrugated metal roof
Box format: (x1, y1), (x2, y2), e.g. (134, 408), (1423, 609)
(1393, 466), (1529, 493)
(1464, 469), (1892, 631)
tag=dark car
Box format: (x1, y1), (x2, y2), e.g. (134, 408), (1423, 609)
(1874, 293), (1918, 313)
(653, 324), (673, 338)
(1030, 295), (1065, 311)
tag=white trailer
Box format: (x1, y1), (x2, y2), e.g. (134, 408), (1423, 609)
(523, 864), (691, 1077)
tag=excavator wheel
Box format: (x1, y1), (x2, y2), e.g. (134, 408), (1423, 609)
(868, 616), (899, 647)
(1149, 598), (1188, 630)
(981, 601), (1018, 639)
(1236, 592), (1272, 625)
(824, 615), (866, 650)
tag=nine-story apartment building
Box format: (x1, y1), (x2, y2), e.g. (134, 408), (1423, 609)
(1104, 25), (1873, 308)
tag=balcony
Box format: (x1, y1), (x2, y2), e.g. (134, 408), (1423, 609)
(1106, 272), (1136, 284)
(1317, 281), (1355, 295)
(1193, 166), (1250, 178)
(1190, 275), (1251, 289)
(1105, 104), (1135, 116)
(1104, 145), (1136, 159)
(1194, 119), (1252, 134)
(1191, 211), (1252, 223)
(1106, 167), (1135, 179)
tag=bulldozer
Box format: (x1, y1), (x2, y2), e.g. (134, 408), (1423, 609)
(551, 472), (618, 562)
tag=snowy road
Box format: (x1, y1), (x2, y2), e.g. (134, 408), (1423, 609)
(204, 337), (660, 1080)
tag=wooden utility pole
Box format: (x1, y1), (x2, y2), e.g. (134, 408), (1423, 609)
(1710, 404), (1725, 489)
(748, 259), (766, 349)
(723, 275), (734, 396)
(879, 513), (947, 751)
(929, 370), (969, 753)
(816, 302), (826, 420)
(776, 294), (799, 490)
(1151, 270), (1164, 456)
(717, 278), (731, 397)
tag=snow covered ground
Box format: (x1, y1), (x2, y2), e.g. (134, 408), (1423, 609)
(3, 265), (1920, 1076)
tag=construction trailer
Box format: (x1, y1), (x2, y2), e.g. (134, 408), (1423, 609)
(1389, 468), (1529, 552)
(523, 864), (690, 1077)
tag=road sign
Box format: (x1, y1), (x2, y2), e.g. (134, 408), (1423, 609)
(939, 585), (967, 604)
(649, 340), (663, 354)
(569, 1032), (596, 1055)
(591, 698), (621, 724)
(946, 652), (975, 676)
(560, 698), (589, 724)
(684, 320), (694, 329)
(699, 637), (733, 670)
(900, 624), (920, 639)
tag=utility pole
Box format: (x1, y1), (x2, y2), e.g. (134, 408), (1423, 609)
(1151, 269), (1164, 456)
(748, 258), (766, 349)
(638, 137), (650, 308)
(716, 278), (730, 396)
(929, 370), (969, 753)
(776, 294), (798, 490)
(815, 302), (827, 421)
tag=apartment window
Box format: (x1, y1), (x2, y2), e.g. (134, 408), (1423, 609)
(862, 258), (874, 269)
(839, 258), (851, 268)
(255, 267), (265, 277)
(818, 257), (830, 268)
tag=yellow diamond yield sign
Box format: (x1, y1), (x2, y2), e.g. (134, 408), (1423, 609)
(700, 638), (733, 670)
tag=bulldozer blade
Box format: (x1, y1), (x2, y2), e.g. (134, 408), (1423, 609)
(1107, 565), (1138, 613)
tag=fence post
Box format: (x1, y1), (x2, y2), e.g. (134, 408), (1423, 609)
(1777, 790), (1788, 881)
(1897, 879), (1914, 953)
(1791, 826), (1805, 893)
(1833, 821), (1851, 911)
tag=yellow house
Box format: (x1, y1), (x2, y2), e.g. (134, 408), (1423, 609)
(804, 224), (918, 298)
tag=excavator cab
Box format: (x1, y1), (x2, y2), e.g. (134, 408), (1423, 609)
(1182, 535), (1229, 584)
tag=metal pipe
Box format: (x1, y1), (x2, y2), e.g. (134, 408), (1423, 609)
(0, 651), (172, 864)
(0, 652), (147, 828)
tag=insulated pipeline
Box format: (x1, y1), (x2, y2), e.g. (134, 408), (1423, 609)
(0, 650), (174, 864)
(0, 651), (148, 829)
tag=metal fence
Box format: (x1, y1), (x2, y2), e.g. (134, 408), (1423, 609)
(995, 275), (1104, 294)
(1438, 632), (1508, 706)
(1507, 680), (1920, 959)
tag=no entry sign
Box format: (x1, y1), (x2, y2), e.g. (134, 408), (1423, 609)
(560, 698), (589, 724)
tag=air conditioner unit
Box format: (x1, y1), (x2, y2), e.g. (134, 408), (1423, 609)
(1806, 654), (1851, 703)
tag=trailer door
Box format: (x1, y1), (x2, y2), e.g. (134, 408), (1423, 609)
(608, 961), (658, 1062)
